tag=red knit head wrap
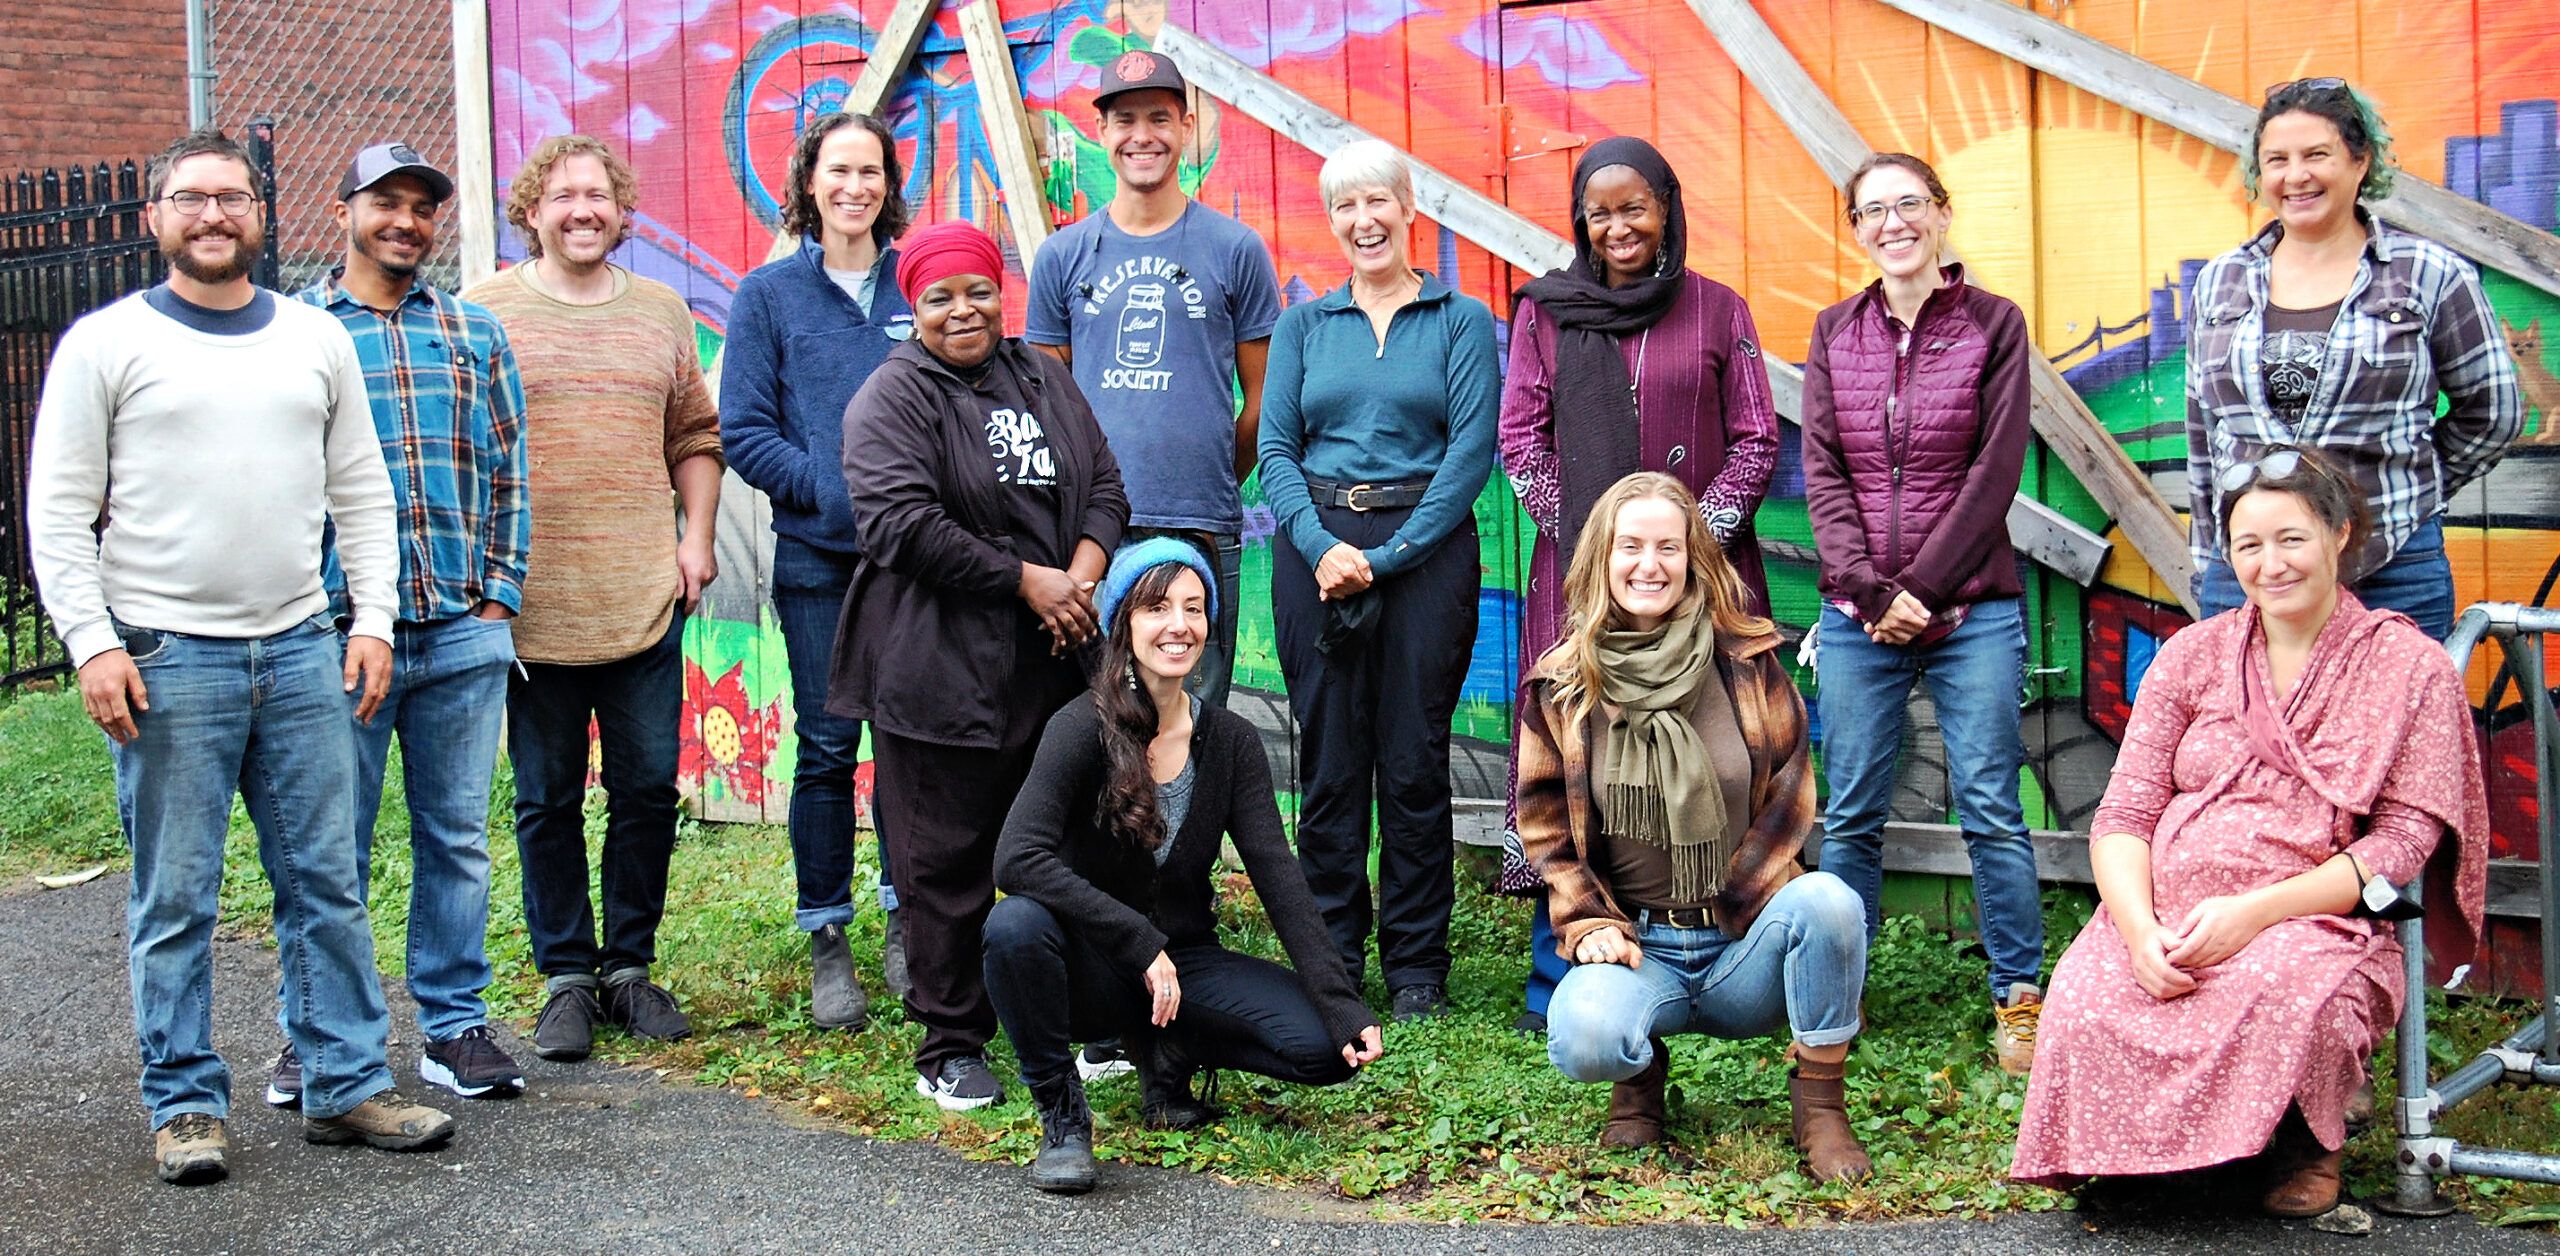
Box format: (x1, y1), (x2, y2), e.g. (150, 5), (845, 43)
(895, 221), (1006, 304)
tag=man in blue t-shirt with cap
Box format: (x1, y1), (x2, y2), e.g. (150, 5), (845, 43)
(1029, 47), (1281, 710)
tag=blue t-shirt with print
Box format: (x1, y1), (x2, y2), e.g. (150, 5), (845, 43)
(1027, 201), (1281, 534)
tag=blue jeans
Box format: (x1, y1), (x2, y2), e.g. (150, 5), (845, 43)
(771, 535), (894, 927)
(508, 615), (683, 978)
(111, 613), (395, 1124)
(1546, 873), (1868, 1082)
(2196, 516), (2453, 640)
(1125, 527), (1242, 708)
(307, 614), (514, 1043)
(1525, 895), (1569, 1018)
(1814, 597), (2045, 996)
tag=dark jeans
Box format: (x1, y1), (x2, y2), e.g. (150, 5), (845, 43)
(509, 614), (684, 978)
(1124, 527), (1243, 708)
(1272, 503), (1476, 992)
(2196, 516), (2454, 640)
(981, 896), (1355, 1093)
(770, 535), (893, 929)
(871, 730), (1038, 1071)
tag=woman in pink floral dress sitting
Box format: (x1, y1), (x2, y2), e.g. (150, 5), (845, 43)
(2009, 447), (2488, 1217)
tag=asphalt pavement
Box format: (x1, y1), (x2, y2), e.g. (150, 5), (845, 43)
(0, 874), (2530, 1255)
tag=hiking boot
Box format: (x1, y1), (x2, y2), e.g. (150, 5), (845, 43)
(263, 1040), (303, 1108)
(1390, 983), (1448, 1022)
(1994, 983), (2043, 1077)
(1076, 1040), (1134, 1082)
(882, 907), (912, 1001)
(1789, 1054), (1873, 1184)
(533, 984), (601, 1061)
(153, 1113), (228, 1185)
(1133, 1030), (1217, 1130)
(810, 923), (869, 1031)
(1029, 1077), (1098, 1195)
(603, 972), (692, 1041)
(914, 1055), (1003, 1111)
(304, 1089), (456, 1151)
(422, 1025), (526, 1099)
(1600, 1038), (1669, 1149)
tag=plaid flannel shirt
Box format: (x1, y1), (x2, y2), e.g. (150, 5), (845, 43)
(2185, 212), (2521, 583)
(298, 273), (531, 623)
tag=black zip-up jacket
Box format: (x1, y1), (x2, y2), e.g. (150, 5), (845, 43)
(829, 338), (1128, 748)
(994, 697), (1379, 1052)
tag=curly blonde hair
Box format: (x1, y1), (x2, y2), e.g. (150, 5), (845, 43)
(505, 135), (639, 259)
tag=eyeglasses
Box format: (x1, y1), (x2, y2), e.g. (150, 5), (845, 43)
(2217, 448), (2302, 495)
(2264, 77), (2348, 102)
(1847, 195), (1939, 229)
(161, 191), (258, 217)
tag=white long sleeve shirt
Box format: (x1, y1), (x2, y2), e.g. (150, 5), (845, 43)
(27, 290), (398, 666)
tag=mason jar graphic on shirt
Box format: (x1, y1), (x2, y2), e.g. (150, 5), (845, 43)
(985, 406), (1058, 486)
(1115, 281), (1167, 369)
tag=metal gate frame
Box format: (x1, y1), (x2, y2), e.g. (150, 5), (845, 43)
(2384, 601), (2560, 1214)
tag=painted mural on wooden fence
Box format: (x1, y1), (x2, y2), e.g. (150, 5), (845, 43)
(485, 0), (2560, 986)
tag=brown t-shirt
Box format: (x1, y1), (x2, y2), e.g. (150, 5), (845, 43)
(1591, 668), (1756, 912)
(463, 264), (723, 664)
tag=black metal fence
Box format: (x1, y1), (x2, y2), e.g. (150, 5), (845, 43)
(1, 160), (165, 686)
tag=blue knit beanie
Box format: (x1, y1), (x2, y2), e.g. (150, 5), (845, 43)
(1098, 536), (1219, 630)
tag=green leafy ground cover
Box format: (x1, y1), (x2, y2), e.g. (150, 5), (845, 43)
(3, 684), (2554, 1226)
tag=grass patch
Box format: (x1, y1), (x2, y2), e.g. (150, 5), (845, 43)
(2, 683), (2554, 1226)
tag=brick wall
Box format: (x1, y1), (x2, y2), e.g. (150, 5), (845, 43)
(0, 0), (190, 174)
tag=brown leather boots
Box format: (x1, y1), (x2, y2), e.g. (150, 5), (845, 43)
(1788, 1055), (1874, 1184)
(1599, 1037), (1670, 1148)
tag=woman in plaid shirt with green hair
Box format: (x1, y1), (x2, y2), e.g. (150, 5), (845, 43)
(2185, 78), (2522, 640)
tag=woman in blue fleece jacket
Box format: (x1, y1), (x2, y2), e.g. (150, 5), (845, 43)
(1256, 139), (1499, 1020)
(716, 111), (914, 1030)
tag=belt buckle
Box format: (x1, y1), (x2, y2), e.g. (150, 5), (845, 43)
(1344, 482), (1379, 511)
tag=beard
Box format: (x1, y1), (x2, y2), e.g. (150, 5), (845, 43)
(354, 230), (425, 281)
(165, 224), (259, 285)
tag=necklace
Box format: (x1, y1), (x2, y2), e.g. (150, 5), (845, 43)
(1629, 327), (1651, 422)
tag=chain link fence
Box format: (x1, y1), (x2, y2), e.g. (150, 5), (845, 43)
(207, 0), (458, 294)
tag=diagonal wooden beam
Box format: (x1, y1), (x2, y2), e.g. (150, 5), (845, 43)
(1876, 0), (2560, 300)
(741, 0), (940, 271)
(1150, 20), (2110, 587)
(957, 0), (1052, 272)
(1683, 0), (2193, 610)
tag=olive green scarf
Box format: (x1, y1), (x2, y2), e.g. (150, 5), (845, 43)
(1594, 608), (1729, 902)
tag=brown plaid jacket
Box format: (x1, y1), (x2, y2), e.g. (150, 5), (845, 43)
(1515, 628), (1817, 959)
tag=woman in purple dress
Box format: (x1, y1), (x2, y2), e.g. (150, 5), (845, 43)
(1497, 136), (1779, 1032)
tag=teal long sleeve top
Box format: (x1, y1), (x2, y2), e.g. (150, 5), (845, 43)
(1255, 273), (1499, 577)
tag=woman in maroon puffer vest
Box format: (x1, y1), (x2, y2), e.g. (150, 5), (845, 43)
(1799, 152), (2046, 1078)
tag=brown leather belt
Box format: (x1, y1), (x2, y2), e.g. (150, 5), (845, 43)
(1304, 477), (1429, 511)
(1635, 905), (1715, 930)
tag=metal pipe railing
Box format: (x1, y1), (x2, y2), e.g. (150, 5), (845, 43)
(2383, 602), (2560, 1216)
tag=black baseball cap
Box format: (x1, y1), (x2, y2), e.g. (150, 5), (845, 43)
(1093, 48), (1188, 111)
(336, 142), (455, 203)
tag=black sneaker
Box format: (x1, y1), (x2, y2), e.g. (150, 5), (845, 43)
(1392, 983), (1449, 1022)
(1029, 1079), (1097, 1195)
(1512, 1010), (1548, 1037)
(422, 1025), (527, 1099)
(602, 974), (692, 1041)
(1076, 1040), (1134, 1082)
(533, 985), (601, 1062)
(914, 1055), (1003, 1111)
(263, 1040), (303, 1108)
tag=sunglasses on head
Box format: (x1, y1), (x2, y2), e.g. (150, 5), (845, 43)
(2217, 448), (2303, 495)
(2264, 77), (2348, 102)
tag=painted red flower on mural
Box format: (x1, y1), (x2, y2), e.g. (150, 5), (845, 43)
(681, 660), (782, 804)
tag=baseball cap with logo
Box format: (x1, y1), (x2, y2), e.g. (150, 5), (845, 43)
(1093, 48), (1189, 111)
(335, 142), (455, 203)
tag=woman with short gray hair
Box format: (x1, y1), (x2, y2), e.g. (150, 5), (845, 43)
(1256, 138), (1498, 1020)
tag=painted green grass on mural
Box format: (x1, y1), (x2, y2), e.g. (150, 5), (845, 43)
(3, 682), (2551, 1226)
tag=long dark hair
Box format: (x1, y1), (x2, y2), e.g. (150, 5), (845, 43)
(780, 112), (910, 244)
(1090, 561), (1188, 852)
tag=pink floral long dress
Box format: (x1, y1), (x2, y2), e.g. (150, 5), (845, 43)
(2010, 595), (2489, 1184)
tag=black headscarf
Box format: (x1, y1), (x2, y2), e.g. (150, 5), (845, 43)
(1515, 136), (1688, 561)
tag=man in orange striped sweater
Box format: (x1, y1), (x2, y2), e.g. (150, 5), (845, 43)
(464, 135), (723, 1063)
